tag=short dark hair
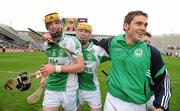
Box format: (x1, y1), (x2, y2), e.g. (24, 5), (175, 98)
(144, 32), (152, 38)
(124, 10), (148, 24)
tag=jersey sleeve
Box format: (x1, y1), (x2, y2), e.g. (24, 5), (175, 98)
(90, 39), (100, 45)
(150, 45), (171, 110)
(69, 37), (83, 58)
(42, 42), (49, 51)
(97, 46), (110, 63)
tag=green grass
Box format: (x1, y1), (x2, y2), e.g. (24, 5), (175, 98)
(0, 52), (179, 111)
(0, 52), (47, 111)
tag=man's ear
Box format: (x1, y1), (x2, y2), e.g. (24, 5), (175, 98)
(123, 23), (129, 32)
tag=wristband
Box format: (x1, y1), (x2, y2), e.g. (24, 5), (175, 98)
(55, 65), (62, 73)
(35, 70), (42, 78)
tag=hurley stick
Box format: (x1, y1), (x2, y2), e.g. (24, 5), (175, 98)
(28, 28), (77, 55)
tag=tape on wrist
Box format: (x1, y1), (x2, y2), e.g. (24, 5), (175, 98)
(35, 70), (42, 78)
(55, 65), (61, 73)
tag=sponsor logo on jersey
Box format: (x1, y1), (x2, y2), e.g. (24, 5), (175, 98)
(52, 49), (56, 57)
(59, 50), (64, 56)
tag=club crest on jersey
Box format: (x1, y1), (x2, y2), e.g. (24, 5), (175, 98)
(87, 54), (92, 60)
(134, 48), (143, 57)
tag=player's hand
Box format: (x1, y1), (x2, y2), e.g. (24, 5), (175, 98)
(40, 76), (47, 88)
(153, 108), (164, 111)
(40, 64), (55, 76)
(42, 32), (52, 41)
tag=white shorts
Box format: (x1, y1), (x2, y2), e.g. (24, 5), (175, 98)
(78, 89), (102, 108)
(104, 92), (148, 111)
(146, 95), (156, 110)
(42, 90), (78, 111)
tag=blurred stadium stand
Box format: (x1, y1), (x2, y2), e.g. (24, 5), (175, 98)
(0, 24), (28, 52)
(0, 24), (26, 46)
(0, 23), (180, 56)
(0, 24), (43, 52)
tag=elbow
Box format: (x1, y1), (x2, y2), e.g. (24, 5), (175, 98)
(77, 63), (84, 73)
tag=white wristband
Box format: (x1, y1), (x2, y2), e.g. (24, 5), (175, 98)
(35, 70), (42, 78)
(55, 65), (61, 73)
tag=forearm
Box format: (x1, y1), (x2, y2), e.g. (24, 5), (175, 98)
(153, 70), (171, 110)
(61, 56), (84, 73)
(61, 63), (84, 73)
(40, 56), (84, 75)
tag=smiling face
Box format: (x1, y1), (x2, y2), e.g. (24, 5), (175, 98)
(123, 11), (148, 45)
(76, 29), (91, 45)
(76, 23), (92, 46)
(124, 15), (148, 44)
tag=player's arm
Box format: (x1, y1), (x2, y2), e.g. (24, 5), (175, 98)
(61, 56), (84, 73)
(61, 36), (84, 73)
(97, 46), (110, 63)
(90, 39), (100, 45)
(40, 37), (84, 75)
(91, 38), (113, 54)
(40, 56), (84, 74)
(99, 37), (113, 54)
(150, 45), (171, 111)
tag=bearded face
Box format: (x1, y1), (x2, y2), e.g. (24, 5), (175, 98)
(46, 20), (63, 38)
(50, 30), (62, 38)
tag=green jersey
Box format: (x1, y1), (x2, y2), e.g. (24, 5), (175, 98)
(99, 34), (171, 110)
(43, 35), (83, 91)
(78, 41), (109, 91)
(108, 34), (153, 104)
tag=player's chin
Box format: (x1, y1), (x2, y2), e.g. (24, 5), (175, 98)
(135, 37), (142, 42)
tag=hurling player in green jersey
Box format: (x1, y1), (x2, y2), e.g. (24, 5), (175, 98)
(99, 11), (171, 111)
(76, 23), (109, 111)
(40, 12), (84, 111)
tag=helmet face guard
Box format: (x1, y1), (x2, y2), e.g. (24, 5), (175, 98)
(16, 72), (31, 91)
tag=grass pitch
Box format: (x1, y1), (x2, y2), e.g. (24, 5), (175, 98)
(0, 52), (179, 111)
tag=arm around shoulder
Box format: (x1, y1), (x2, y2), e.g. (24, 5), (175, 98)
(149, 45), (171, 111)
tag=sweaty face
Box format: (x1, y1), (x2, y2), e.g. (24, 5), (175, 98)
(124, 15), (148, 43)
(76, 29), (91, 45)
(46, 20), (62, 37)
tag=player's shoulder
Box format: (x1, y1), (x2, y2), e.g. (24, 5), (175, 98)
(63, 34), (80, 43)
(93, 44), (107, 54)
(93, 44), (102, 50)
(63, 34), (75, 40)
(42, 41), (50, 51)
(148, 44), (160, 55)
